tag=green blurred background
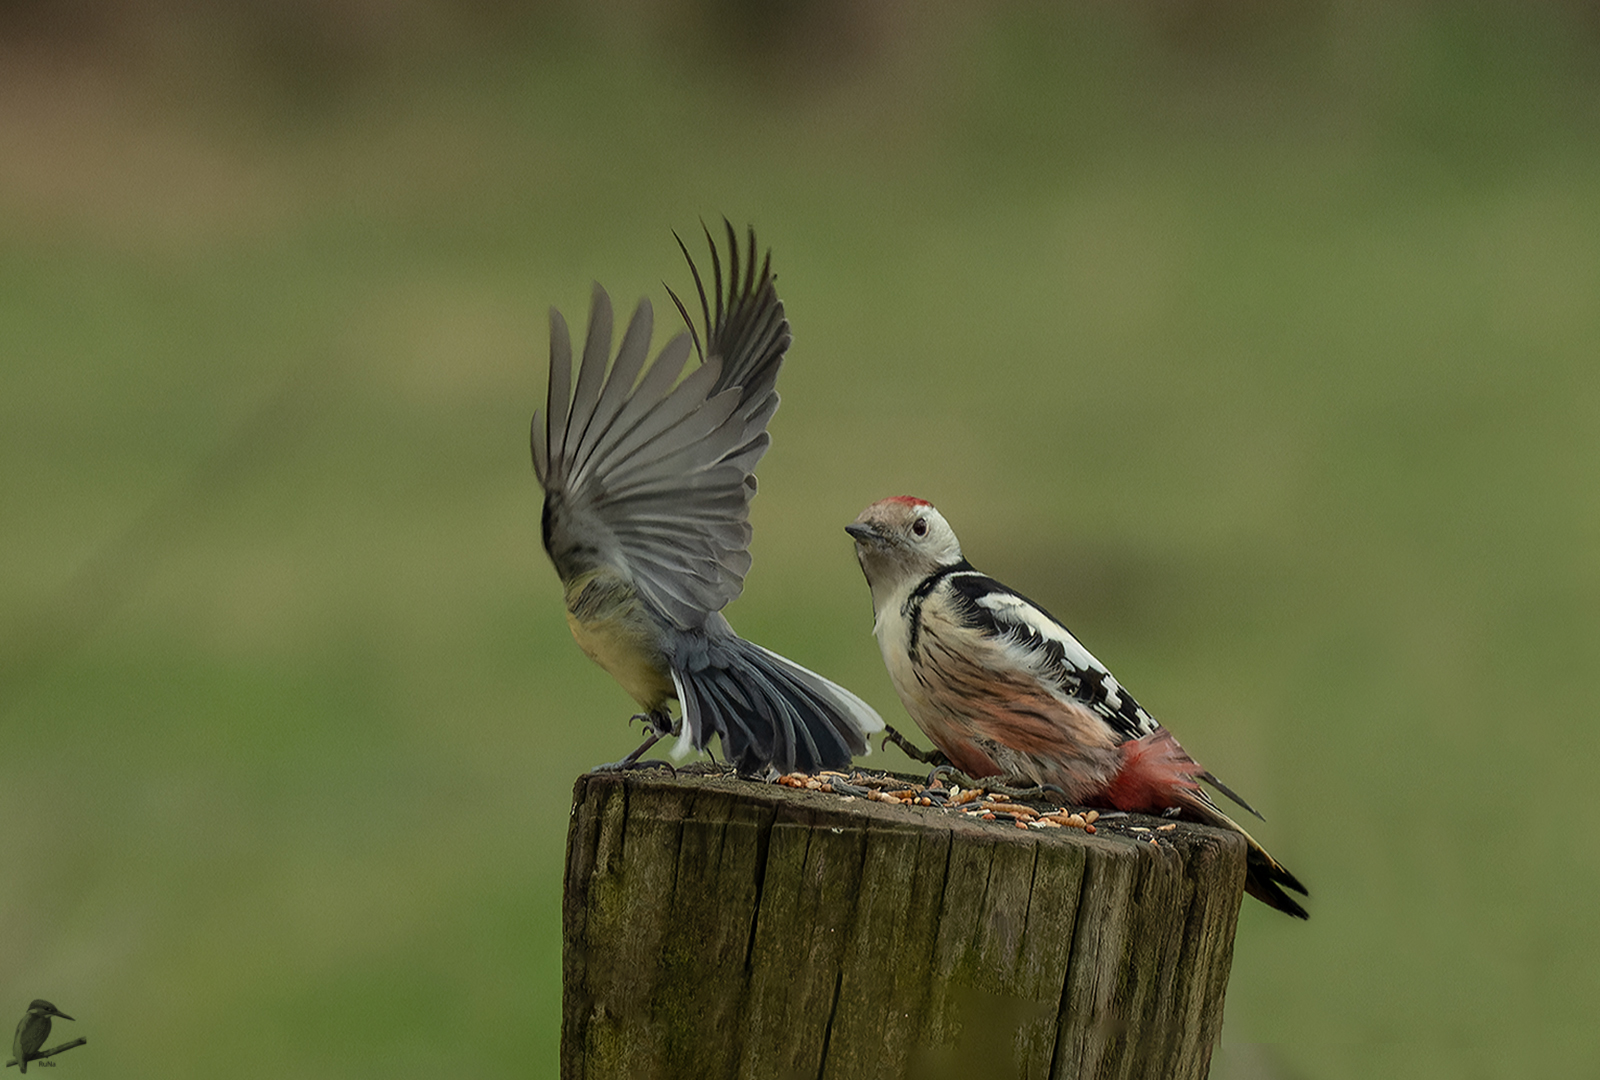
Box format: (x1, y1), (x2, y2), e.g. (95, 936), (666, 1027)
(2, 1), (1598, 1076)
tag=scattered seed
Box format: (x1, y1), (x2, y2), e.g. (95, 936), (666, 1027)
(772, 770), (1126, 843)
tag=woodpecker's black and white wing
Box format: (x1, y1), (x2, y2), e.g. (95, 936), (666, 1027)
(939, 568), (1264, 816)
(937, 569), (1162, 743)
(532, 224), (790, 631)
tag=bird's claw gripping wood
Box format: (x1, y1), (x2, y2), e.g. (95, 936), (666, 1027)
(590, 728), (678, 775)
(592, 756), (678, 776)
(981, 779), (1069, 803)
(926, 762), (980, 789)
(883, 724), (1063, 803)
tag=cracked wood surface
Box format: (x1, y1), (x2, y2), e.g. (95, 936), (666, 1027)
(561, 769), (1246, 1080)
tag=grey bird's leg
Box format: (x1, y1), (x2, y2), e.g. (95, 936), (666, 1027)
(592, 710), (678, 773)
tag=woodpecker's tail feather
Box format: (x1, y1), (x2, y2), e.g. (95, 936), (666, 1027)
(1178, 792), (1310, 920)
(1242, 853), (1310, 920)
(671, 635), (884, 775)
(1107, 728), (1308, 918)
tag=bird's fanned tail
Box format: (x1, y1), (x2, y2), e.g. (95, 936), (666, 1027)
(671, 633), (883, 775)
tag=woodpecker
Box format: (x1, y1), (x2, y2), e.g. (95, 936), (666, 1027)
(532, 224), (883, 774)
(847, 496), (1308, 918)
(12, 999), (72, 1074)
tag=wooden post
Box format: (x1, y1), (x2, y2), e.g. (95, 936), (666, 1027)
(562, 769), (1247, 1080)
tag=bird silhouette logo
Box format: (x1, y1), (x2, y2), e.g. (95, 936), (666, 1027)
(10, 1000), (82, 1073)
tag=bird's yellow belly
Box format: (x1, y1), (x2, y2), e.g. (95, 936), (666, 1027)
(564, 585), (675, 712)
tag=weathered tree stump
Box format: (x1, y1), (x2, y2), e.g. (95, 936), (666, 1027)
(562, 768), (1247, 1080)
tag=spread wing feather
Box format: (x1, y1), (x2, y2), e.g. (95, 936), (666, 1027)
(669, 220), (790, 404)
(564, 284), (613, 463)
(535, 224), (792, 631)
(561, 295), (658, 491)
(572, 332), (694, 491)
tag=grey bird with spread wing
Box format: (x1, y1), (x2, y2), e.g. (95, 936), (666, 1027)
(531, 224), (883, 773)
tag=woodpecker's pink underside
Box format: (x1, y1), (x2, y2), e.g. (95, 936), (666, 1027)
(1101, 729), (1205, 812)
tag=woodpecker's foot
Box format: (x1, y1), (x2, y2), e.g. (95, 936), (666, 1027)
(881, 724), (950, 766)
(981, 780), (1068, 805)
(591, 729), (677, 774)
(920, 766), (1065, 805)
(927, 762), (981, 789)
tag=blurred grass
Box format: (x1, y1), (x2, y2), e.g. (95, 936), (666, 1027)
(3, 2), (1600, 1077)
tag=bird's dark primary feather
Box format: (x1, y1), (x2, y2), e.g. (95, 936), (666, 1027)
(668, 220), (790, 405)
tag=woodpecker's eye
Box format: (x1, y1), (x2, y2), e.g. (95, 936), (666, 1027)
(912, 518), (928, 537)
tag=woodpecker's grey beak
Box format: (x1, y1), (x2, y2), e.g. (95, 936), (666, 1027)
(845, 522), (879, 544)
